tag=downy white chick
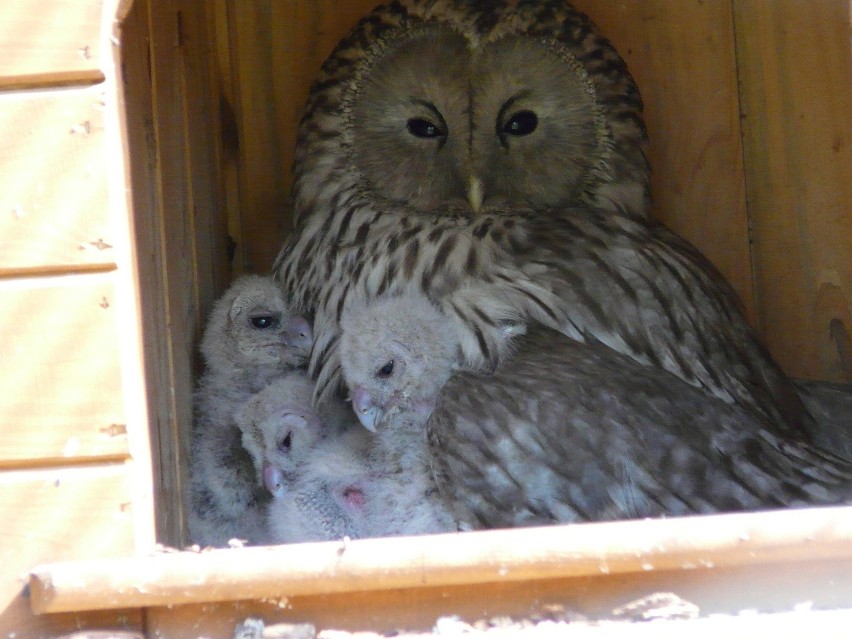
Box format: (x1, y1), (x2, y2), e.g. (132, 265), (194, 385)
(188, 275), (313, 547)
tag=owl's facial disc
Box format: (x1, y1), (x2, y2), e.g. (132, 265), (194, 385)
(351, 28), (470, 211)
(349, 25), (600, 213)
(470, 35), (599, 210)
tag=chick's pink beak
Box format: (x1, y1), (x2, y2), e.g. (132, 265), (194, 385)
(283, 315), (313, 352)
(350, 386), (382, 433)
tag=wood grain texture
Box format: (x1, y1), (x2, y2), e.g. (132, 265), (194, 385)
(146, 567), (852, 638)
(103, 0), (158, 555)
(117, 0), (179, 550)
(572, 0), (754, 323)
(119, 0), (190, 548)
(28, 506), (852, 614)
(221, 0), (379, 274)
(0, 89), (114, 275)
(733, 0), (852, 382)
(0, 275), (128, 466)
(0, 0), (103, 80)
(119, 0), (229, 546)
(0, 70), (104, 91)
(0, 464), (141, 638)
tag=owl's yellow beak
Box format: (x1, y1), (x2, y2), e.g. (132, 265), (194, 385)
(467, 176), (484, 213)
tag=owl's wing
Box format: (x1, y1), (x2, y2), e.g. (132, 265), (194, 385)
(505, 209), (816, 440)
(794, 379), (852, 457)
(427, 330), (852, 530)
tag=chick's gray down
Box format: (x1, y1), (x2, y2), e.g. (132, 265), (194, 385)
(189, 275), (313, 547)
(237, 371), (455, 543)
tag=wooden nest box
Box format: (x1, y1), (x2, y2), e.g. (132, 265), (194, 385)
(0, 1), (850, 637)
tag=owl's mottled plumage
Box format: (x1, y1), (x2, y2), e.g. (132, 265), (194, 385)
(188, 275), (313, 547)
(794, 379), (852, 458)
(274, 0), (644, 390)
(272, 0), (812, 441)
(339, 294), (851, 529)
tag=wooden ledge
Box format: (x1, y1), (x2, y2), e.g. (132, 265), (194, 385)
(29, 506), (852, 615)
(0, 70), (106, 91)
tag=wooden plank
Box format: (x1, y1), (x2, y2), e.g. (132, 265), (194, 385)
(732, 0), (852, 382)
(224, 0), (378, 273)
(118, 0), (187, 548)
(147, 569), (852, 638)
(0, 88), (114, 275)
(0, 70), (104, 92)
(0, 0), (104, 81)
(102, 0), (158, 554)
(28, 506), (852, 614)
(178, 0), (232, 331)
(0, 464), (142, 638)
(118, 0), (228, 546)
(143, 0), (218, 546)
(573, 1), (755, 323)
(212, 0), (246, 276)
(0, 275), (129, 466)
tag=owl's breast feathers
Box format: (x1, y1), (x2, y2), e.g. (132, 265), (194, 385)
(275, 202), (813, 440)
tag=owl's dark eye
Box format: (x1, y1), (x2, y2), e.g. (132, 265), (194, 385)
(376, 360), (394, 378)
(407, 118), (444, 138)
(503, 110), (538, 136)
(250, 314), (278, 330)
(278, 431), (292, 453)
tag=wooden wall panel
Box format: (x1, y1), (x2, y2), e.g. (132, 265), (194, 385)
(221, 0), (379, 274)
(0, 0), (104, 88)
(732, 0), (852, 382)
(0, 464), (140, 636)
(0, 89), (114, 275)
(573, 1), (755, 323)
(119, 0), (229, 546)
(0, 275), (128, 466)
(0, 0), (154, 635)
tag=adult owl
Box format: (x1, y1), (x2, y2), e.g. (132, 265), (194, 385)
(273, 0), (813, 439)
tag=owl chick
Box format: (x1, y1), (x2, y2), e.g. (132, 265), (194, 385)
(237, 371), (455, 543)
(339, 293), (852, 531)
(233, 371), (364, 543)
(188, 275), (313, 547)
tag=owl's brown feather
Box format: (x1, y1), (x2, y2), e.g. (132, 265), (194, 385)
(277, 201), (814, 439)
